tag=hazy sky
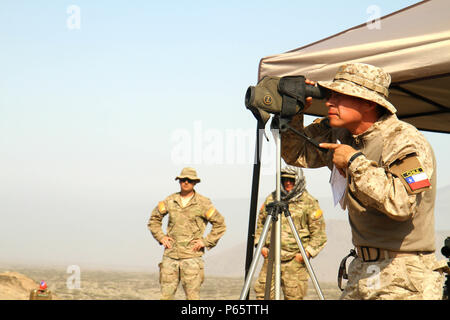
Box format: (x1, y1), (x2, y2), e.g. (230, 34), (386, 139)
(1, 0), (448, 271)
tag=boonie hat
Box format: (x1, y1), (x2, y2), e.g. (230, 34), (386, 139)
(318, 63), (397, 114)
(175, 167), (201, 183)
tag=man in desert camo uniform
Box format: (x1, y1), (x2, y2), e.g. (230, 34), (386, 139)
(280, 63), (448, 299)
(148, 167), (226, 300)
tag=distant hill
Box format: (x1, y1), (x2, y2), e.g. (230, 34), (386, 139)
(0, 271), (39, 300)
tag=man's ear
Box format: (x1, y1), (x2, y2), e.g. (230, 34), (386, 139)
(363, 100), (380, 118)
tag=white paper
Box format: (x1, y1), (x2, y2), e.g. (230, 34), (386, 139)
(329, 140), (347, 209)
(330, 164), (347, 207)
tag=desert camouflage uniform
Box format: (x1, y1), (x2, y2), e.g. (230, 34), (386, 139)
(148, 191), (226, 300)
(281, 68), (446, 299)
(253, 190), (326, 300)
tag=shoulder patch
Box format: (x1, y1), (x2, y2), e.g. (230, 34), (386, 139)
(312, 209), (323, 220)
(389, 155), (431, 194)
(158, 201), (167, 214)
(205, 207), (216, 219)
(401, 167), (431, 191)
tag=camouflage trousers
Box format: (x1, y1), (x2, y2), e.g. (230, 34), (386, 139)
(159, 256), (204, 300)
(254, 257), (308, 300)
(341, 253), (445, 300)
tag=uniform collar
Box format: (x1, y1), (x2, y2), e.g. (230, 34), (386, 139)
(174, 191), (197, 207)
(352, 113), (396, 142)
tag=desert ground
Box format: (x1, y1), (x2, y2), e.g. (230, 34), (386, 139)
(0, 265), (342, 300)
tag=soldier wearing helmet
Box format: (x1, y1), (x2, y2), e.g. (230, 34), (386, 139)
(253, 165), (327, 300)
(148, 167), (226, 300)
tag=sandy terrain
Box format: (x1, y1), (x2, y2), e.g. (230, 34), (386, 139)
(0, 265), (342, 300)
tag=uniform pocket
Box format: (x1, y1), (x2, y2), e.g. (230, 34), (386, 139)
(401, 256), (425, 293)
(182, 258), (205, 284)
(346, 190), (366, 214)
(283, 281), (307, 300)
(159, 259), (179, 285)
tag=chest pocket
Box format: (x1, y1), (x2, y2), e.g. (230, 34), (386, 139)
(353, 134), (383, 165)
(166, 201), (198, 233)
(195, 208), (209, 234)
(289, 202), (308, 231)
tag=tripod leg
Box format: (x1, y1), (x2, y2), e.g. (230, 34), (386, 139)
(264, 223), (277, 300)
(285, 214), (325, 300)
(274, 209), (282, 299)
(239, 214), (273, 300)
(273, 127), (282, 300)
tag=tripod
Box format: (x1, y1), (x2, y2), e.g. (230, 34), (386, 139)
(240, 117), (325, 300)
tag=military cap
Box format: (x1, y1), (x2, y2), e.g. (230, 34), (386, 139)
(318, 63), (396, 113)
(175, 167), (201, 183)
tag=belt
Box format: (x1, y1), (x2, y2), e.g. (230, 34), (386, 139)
(355, 246), (433, 262)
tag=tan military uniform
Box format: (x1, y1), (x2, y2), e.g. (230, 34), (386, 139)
(29, 289), (52, 300)
(148, 191), (226, 300)
(281, 112), (445, 299)
(253, 190), (326, 300)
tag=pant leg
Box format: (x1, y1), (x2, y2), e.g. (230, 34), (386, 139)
(340, 253), (445, 300)
(180, 257), (204, 300)
(159, 256), (180, 300)
(281, 258), (309, 300)
(254, 258), (275, 300)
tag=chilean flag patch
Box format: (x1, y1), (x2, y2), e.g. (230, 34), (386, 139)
(402, 167), (431, 191)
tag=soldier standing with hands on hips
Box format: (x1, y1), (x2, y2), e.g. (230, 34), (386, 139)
(148, 167), (226, 300)
(280, 63), (447, 299)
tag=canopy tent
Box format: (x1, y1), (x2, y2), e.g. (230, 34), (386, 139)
(258, 0), (450, 133)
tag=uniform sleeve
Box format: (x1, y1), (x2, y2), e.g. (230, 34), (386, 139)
(281, 114), (333, 169)
(348, 156), (417, 221)
(254, 197), (271, 247)
(347, 137), (434, 221)
(305, 199), (327, 258)
(147, 200), (168, 243)
(203, 204), (226, 249)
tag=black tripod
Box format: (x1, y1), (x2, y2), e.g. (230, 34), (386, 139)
(240, 118), (324, 300)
